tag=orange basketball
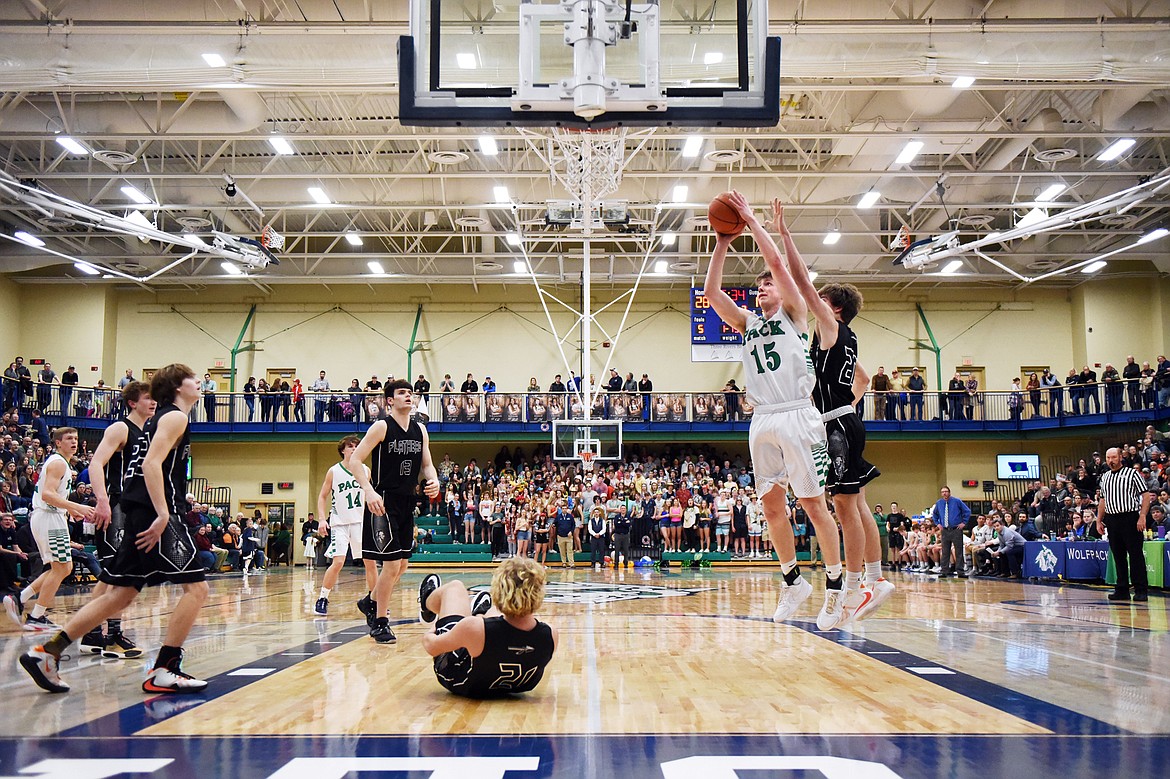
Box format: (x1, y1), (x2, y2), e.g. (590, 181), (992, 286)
(708, 192), (746, 237)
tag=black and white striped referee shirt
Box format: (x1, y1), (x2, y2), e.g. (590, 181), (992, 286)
(1098, 466), (1147, 514)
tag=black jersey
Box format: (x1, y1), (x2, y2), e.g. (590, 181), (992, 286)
(436, 616), (555, 698)
(120, 404), (190, 514)
(811, 320), (860, 414)
(105, 417), (143, 502)
(370, 415), (425, 496)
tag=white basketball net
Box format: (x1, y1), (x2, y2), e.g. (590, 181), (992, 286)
(579, 451), (595, 474)
(551, 127), (629, 201)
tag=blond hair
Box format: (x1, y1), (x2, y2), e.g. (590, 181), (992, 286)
(490, 557), (547, 619)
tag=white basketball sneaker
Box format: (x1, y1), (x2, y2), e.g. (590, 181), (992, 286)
(853, 578), (896, 623)
(772, 575), (813, 623)
(816, 587), (847, 631)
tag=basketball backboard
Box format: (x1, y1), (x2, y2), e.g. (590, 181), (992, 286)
(552, 419), (623, 461)
(399, 0), (779, 128)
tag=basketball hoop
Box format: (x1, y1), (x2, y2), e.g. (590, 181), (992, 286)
(260, 224), (285, 251)
(551, 127), (629, 201)
(890, 224), (912, 252)
(579, 450), (595, 474)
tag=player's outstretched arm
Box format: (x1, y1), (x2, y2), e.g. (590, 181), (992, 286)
(772, 199), (838, 347)
(726, 191), (807, 326)
(703, 234), (750, 334)
(348, 420), (387, 516)
(419, 426), (440, 500)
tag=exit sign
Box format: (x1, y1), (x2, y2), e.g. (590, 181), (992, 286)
(277, 482), (294, 490)
(962, 479), (978, 488)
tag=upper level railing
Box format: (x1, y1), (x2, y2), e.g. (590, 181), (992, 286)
(5, 376), (1165, 435)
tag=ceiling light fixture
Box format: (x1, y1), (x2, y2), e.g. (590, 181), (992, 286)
(345, 232), (363, 246)
(703, 52), (724, 65)
(307, 187), (331, 204)
(822, 230), (841, 245)
(367, 260), (385, 274)
(13, 230), (45, 247)
(807, 271), (818, 282)
(221, 261), (243, 275)
(1081, 260), (1107, 274)
(268, 136), (295, 155)
(1035, 184), (1067, 203)
(1017, 207), (1048, 230)
(506, 233), (522, 246)
(671, 185), (688, 203)
(661, 232), (677, 246)
(857, 191), (881, 209)
(456, 52), (478, 69)
(895, 141), (924, 165)
(479, 136), (499, 156)
(55, 137), (89, 156)
(654, 260), (669, 274)
(951, 76), (975, 89)
(940, 259), (964, 275)
(681, 136), (703, 158)
(513, 260), (528, 274)
(202, 53), (227, 68)
(120, 185), (155, 206)
(493, 186), (510, 203)
(1096, 138), (1136, 162)
(74, 261), (100, 276)
(1137, 227), (1169, 245)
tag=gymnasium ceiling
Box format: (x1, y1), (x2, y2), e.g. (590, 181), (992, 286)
(0, 0), (1168, 290)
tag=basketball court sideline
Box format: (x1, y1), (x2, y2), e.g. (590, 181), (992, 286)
(2, 566), (1167, 778)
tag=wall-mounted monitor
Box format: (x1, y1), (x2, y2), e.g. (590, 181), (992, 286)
(996, 454), (1040, 480)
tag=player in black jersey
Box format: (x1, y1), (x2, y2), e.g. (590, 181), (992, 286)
(773, 200), (895, 625)
(80, 380), (155, 659)
(21, 364), (209, 695)
(348, 379), (439, 644)
(419, 557), (557, 698)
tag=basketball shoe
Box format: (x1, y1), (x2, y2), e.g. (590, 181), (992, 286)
(816, 586), (846, 631)
(838, 585), (874, 629)
(3, 593), (24, 628)
(24, 614), (59, 632)
(370, 617), (396, 644)
(314, 597), (328, 616)
(418, 574), (441, 623)
(470, 590), (493, 617)
(771, 575), (812, 623)
(143, 652), (208, 694)
(102, 632), (143, 659)
(20, 646), (69, 693)
(81, 628), (106, 654)
(853, 578), (896, 623)
(357, 593), (376, 628)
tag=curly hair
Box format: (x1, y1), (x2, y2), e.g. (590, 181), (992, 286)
(490, 556), (547, 618)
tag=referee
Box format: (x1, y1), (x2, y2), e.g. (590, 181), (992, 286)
(1096, 447), (1152, 602)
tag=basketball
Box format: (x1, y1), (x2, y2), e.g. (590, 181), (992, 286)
(708, 192), (746, 237)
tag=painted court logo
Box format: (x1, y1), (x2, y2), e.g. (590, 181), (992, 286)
(473, 581), (714, 605)
(1034, 545), (1059, 574)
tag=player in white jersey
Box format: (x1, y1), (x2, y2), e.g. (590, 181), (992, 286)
(772, 200), (895, 625)
(4, 427), (95, 632)
(314, 436), (378, 616)
(703, 191), (848, 630)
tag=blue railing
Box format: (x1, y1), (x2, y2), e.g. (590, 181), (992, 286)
(3, 377), (1166, 435)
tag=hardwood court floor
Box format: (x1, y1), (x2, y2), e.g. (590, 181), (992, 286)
(2, 565), (1168, 778)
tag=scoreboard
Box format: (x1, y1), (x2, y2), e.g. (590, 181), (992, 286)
(690, 286), (759, 345)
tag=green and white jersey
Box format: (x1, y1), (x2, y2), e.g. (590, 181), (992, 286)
(32, 453), (74, 514)
(330, 461), (368, 526)
(741, 308), (814, 407)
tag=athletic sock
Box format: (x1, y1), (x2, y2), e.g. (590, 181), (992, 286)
(319, 587), (331, 599)
(825, 574), (843, 590)
(155, 644), (182, 671)
(864, 561), (882, 582)
(845, 570), (863, 590)
(825, 563), (843, 582)
(20, 586), (36, 604)
(782, 568), (802, 586)
(779, 558), (798, 577)
(30, 604), (47, 619)
(44, 631), (73, 658)
(107, 618), (122, 636)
